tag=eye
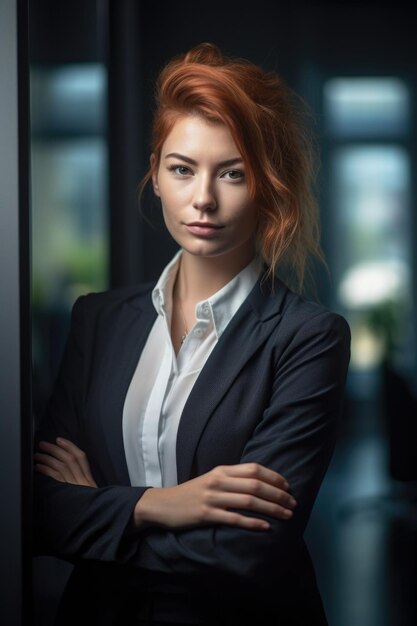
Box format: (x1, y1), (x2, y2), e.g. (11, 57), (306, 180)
(168, 164), (192, 176)
(222, 170), (244, 181)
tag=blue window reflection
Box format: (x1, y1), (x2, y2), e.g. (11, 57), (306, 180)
(324, 77), (413, 378)
(324, 77), (410, 138)
(31, 64), (108, 415)
(31, 65), (106, 136)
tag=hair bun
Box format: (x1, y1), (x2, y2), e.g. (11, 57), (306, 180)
(183, 42), (225, 66)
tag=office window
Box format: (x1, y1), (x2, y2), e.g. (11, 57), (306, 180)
(324, 78), (413, 376)
(30, 64), (108, 415)
(324, 77), (410, 137)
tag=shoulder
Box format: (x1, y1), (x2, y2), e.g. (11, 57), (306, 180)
(257, 280), (352, 378)
(258, 277), (351, 348)
(284, 287), (349, 336)
(70, 281), (156, 323)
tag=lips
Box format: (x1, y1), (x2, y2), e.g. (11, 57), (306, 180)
(185, 222), (224, 238)
(186, 222), (223, 229)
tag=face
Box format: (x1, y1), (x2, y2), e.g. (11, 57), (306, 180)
(151, 115), (257, 264)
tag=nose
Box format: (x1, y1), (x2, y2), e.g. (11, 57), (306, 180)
(192, 175), (217, 212)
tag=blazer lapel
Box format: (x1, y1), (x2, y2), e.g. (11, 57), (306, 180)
(98, 290), (157, 486)
(176, 277), (286, 483)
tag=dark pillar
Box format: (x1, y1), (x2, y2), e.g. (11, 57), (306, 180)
(107, 0), (146, 286)
(0, 0), (32, 623)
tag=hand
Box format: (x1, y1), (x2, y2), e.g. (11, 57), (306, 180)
(134, 462), (296, 532)
(34, 438), (98, 487)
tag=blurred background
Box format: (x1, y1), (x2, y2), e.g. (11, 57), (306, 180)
(22, 0), (417, 623)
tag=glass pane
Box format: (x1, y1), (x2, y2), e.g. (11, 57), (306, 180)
(30, 63), (109, 417)
(31, 138), (108, 305)
(332, 146), (412, 370)
(324, 78), (410, 137)
(31, 65), (106, 135)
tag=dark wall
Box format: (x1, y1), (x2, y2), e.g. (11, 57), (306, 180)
(29, 0), (102, 63)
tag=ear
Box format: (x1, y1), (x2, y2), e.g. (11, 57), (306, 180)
(150, 153), (160, 197)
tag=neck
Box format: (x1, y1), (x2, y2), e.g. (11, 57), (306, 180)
(176, 245), (257, 303)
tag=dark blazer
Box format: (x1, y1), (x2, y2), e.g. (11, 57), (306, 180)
(33, 273), (351, 626)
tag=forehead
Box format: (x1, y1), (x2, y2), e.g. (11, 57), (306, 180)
(161, 114), (240, 159)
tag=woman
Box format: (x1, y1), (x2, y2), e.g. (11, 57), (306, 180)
(33, 43), (351, 626)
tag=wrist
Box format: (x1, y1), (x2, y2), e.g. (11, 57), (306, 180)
(133, 487), (158, 529)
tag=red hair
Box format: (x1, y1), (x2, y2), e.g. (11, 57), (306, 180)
(138, 42), (324, 292)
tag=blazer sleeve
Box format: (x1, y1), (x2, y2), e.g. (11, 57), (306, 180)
(33, 295), (151, 564)
(116, 309), (351, 591)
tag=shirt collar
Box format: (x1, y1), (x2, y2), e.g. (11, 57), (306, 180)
(152, 249), (182, 317)
(152, 250), (261, 338)
(204, 256), (261, 338)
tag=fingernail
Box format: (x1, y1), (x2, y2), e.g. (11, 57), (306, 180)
(284, 481), (290, 490)
(284, 509), (293, 518)
(290, 498), (297, 507)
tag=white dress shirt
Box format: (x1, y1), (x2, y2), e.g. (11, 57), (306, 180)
(122, 250), (261, 488)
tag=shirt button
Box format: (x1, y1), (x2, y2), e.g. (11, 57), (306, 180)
(198, 303), (210, 319)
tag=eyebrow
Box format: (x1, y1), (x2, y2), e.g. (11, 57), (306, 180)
(164, 152), (243, 168)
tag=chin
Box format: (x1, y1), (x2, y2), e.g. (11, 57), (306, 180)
(172, 236), (221, 257)
(182, 245), (226, 258)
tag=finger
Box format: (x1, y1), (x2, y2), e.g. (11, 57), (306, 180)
(38, 442), (89, 485)
(208, 507), (271, 531)
(34, 463), (65, 483)
(33, 452), (78, 483)
(207, 491), (294, 520)
(38, 441), (75, 463)
(55, 439), (95, 482)
(221, 463), (291, 491)
(213, 477), (297, 510)
(55, 438), (97, 486)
